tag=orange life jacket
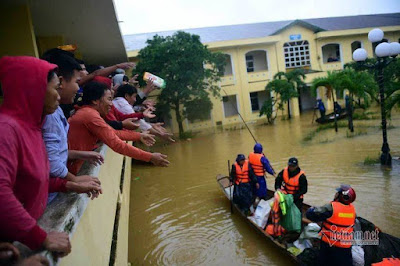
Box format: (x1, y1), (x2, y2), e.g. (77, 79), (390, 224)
(282, 167), (305, 199)
(235, 160), (250, 185)
(266, 191), (286, 236)
(248, 152), (264, 176)
(321, 201), (356, 248)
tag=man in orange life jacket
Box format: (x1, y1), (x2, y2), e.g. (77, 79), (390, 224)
(248, 143), (275, 200)
(230, 154), (259, 215)
(274, 157), (308, 211)
(306, 184), (356, 266)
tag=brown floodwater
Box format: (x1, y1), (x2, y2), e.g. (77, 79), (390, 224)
(128, 110), (400, 265)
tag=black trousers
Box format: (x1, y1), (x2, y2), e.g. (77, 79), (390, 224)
(319, 241), (352, 266)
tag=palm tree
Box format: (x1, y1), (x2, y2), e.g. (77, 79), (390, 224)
(311, 70), (377, 132)
(311, 71), (343, 131)
(271, 69), (306, 119)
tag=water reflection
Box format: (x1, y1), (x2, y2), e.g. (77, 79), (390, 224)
(129, 110), (400, 265)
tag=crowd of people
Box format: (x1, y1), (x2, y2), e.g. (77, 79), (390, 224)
(0, 48), (174, 265)
(230, 144), (358, 266)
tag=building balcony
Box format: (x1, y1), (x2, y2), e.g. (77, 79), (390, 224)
(321, 61), (342, 71)
(247, 70), (269, 83)
(220, 75), (236, 86)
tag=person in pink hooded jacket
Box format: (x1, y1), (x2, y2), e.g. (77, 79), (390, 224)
(0, 56), (102, 256)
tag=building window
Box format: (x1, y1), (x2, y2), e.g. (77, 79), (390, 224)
(223, 54), (233, 76)
(250, 92), (260, 111)
(249, 91), (269, 112)
(223, 95), (239, 117)
(322, 44), (341, 63)
(351, 41), (362, 54)
(246, 55), (254, 72)
(284, 40), (310, 69)
(245, 50), (268, 73)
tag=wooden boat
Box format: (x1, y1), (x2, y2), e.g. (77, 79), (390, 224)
(315, 110), (347, 124)
(216, 174), (400, 265)
(216, 174), (307, 264)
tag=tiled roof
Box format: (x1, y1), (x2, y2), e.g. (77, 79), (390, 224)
(124, 13), (400, 52)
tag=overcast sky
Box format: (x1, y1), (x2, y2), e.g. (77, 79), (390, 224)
(115, 0), (400, 36)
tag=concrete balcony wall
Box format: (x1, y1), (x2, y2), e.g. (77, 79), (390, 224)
(220, 75), (236, 86)
(247, 71), (269, 83)
(16, 144), (131, 266)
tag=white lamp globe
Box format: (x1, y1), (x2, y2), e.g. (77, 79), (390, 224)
(368, 28), (384, 43)
(375, 42), (391, 57)
(389, 42), (400, 56)
(353, 48), (368, 61)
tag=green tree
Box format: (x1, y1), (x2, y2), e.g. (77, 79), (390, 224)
(311, 70), (377, 131)
(134, 31), (225, 137)
(259, 69), (305, 123)
(345, 59), (400, 116)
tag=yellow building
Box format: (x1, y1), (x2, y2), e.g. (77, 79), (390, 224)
(124, 14), (400, 134)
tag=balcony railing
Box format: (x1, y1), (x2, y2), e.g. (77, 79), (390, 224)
(321, 61), (342, 71)
(220, 75), (235, 86)
(247, 70), (269, 83)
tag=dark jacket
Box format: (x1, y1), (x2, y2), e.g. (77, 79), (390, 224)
(306, 203), (334, 222)
(274, 167), (308, 201)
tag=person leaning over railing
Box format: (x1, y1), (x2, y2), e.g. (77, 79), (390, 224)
(67, 81), (169, 175)
(93, 76), (154, 131)
(112, 83), (175, 143)
(41, 48), (104, 204)
(0, 56), (102, 256)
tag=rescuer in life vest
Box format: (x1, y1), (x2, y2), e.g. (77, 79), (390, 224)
(306, 184), (357, 266)
(248, 143), (276, 200)
(230, 154), (259, 215)
(274, 157), (308, 211)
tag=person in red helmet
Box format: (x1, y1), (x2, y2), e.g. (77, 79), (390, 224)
(306, 184), (357, 266)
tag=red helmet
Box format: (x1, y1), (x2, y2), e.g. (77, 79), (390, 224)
(336, 184), (356, 204)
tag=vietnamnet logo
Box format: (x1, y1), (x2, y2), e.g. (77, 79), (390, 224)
(321, 225), (380, 247)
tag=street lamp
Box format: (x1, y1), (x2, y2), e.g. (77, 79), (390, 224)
(352, 28), (400, 166)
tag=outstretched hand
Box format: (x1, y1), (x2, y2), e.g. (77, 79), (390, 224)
(122, 118), (140, 130)
(144, 80), (157, 94)
(80, 151), (104, 166)
(160, 132), (175, 143)
(150, 153), (170, 167)
(140, 132), (156, 146)
(116, 62), (135, 69)
(143, 109), (156, 119)
(67, 180), (103, 200)
(129, 74), (139, 85)
(152, 122), (167, 134)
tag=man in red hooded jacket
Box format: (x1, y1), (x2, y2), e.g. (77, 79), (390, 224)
(0, 56), (102, 255)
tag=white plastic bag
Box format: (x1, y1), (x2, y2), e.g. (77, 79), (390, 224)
(253, 199), (273, 229)
(299, 223), (321, 239)
(293, 239), (312, 252)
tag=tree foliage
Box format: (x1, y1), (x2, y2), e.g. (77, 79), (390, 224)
(345, 59), (400, 115)
(134, 31), (225, 136)
(311, 70), (377, 105)
(260, 69), (305, 123)
(311, 69), (378, 131)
